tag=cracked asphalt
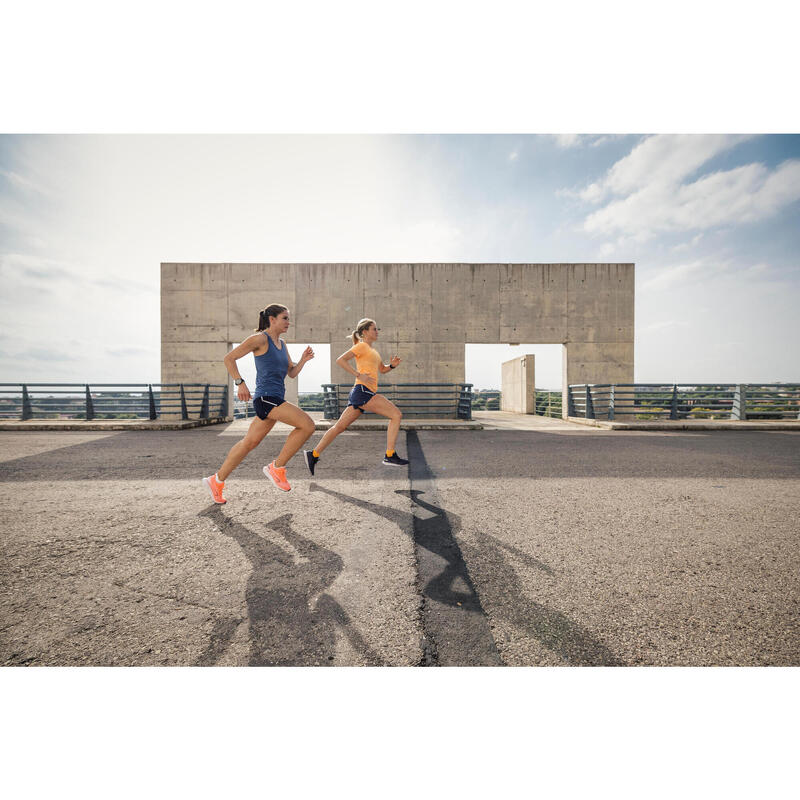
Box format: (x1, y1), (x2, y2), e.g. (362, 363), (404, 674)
(1, 424), (798, 666)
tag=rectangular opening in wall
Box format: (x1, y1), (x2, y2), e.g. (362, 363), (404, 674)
(465, 343), (564, 413)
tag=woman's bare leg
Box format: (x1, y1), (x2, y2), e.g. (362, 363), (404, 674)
(312, 405), (363, 455)
(361, 394), (402, 452)
(218, 415), (275, 481)
(266, 402), (316, 467)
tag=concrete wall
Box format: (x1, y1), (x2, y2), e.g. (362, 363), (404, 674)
(501, 355), (535, 414)
(161, 263), (634, 416)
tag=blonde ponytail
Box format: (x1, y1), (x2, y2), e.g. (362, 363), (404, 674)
(349, 318), (375, 345)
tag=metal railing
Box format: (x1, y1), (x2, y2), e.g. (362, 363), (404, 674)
(299, 393), (326, 412)
(322, 383), (474, 419)
(471, 389), (562, 417)
(0, 383), (229, 421)
(535, 390), (562, 418)
(566, 384), (800, 421)
(471, 390), (501, 411)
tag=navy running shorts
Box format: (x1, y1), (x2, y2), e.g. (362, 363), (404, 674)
(347, 384), (376, 412)
(253, 395), (286, 420)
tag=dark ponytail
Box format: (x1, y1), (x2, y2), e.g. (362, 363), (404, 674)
(255, 303), (289, 332)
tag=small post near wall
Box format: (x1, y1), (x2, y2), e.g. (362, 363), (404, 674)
(501, 354), (535, 414)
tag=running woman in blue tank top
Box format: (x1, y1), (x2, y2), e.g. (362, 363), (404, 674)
(203, 304), (315, 503)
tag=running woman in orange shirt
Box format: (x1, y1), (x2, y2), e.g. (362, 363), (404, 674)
(304, 318), (409, 474)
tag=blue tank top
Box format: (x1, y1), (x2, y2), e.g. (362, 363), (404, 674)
(253, 333), (289, 399)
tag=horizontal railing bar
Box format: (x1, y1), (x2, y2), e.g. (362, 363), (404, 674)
(387, 404), (455, 408)
(606, 390), (736, 396)
(0, 383), (227, 388)
(329, 391), (465, 396)
(324, 383), (471, 388)
(89, 405), (150, 409)
(0, 381), (229, 421)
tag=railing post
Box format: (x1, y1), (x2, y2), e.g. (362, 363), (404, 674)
(670, 384), (678, 420)
(148, 384), (157, 420)
(200, 384), (210, 419)
(21, 384), (32, 420)
(458, 383), (473, 420)
(567, 386), (576, 418)
(321, 385), (330, 420)
(180, 384), (189, 420)
(732, 384), (747, 420)
(326, 384), (341, 420)
(608, 385), (615, 421)
(85, 384), (95, 420)
(585, 385), (594, 419)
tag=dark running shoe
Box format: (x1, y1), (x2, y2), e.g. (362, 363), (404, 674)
(382, 453), (409, 466)
(304, 450), (319, 476)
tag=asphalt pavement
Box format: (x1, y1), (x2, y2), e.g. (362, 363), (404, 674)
(1, 422), (798, 666)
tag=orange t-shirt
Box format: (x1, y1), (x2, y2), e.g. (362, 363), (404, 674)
(352, 341), (382, 390)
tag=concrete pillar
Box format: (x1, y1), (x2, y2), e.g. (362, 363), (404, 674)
(284, 375), (299, 406)
(501, 354), (535, 413)
(329, 334), (353, 388)
(561, 341), (634, 418)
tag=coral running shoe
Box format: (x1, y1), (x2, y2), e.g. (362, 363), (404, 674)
(264, 461), (291, 492)
(203, 474), (227, 504)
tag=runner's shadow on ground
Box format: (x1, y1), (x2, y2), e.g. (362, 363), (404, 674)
(197, 506), (381, 666)
(310, 483), (487, 611)
(458, 528), (622, 666)
(309, 483), (622, 666)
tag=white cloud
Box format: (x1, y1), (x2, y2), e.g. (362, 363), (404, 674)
(671, 233), (704, 253)
(553, 134), (628, 151)
(508, 150), (518, 162)
(574, 135), (800, 239)
(0, 169), (48, 194)
(598, 242), (616, 258)
(585, 158), (800, 237)
(0, 252), (86, 282)
(641, 260), (713, 292)
(737, 262), (771, 278)
(551, 134), (622, 150)
(588, 134), (745, 200)
(589, 135), (623, 148)
(640, 258), (788, 294)
(578, 181), (605, 203)
(553, 134), (582, 148)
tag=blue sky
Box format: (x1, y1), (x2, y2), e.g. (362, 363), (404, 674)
(1, 134), (799, 391)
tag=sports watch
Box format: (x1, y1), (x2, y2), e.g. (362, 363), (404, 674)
(234, 378), (244, 385)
